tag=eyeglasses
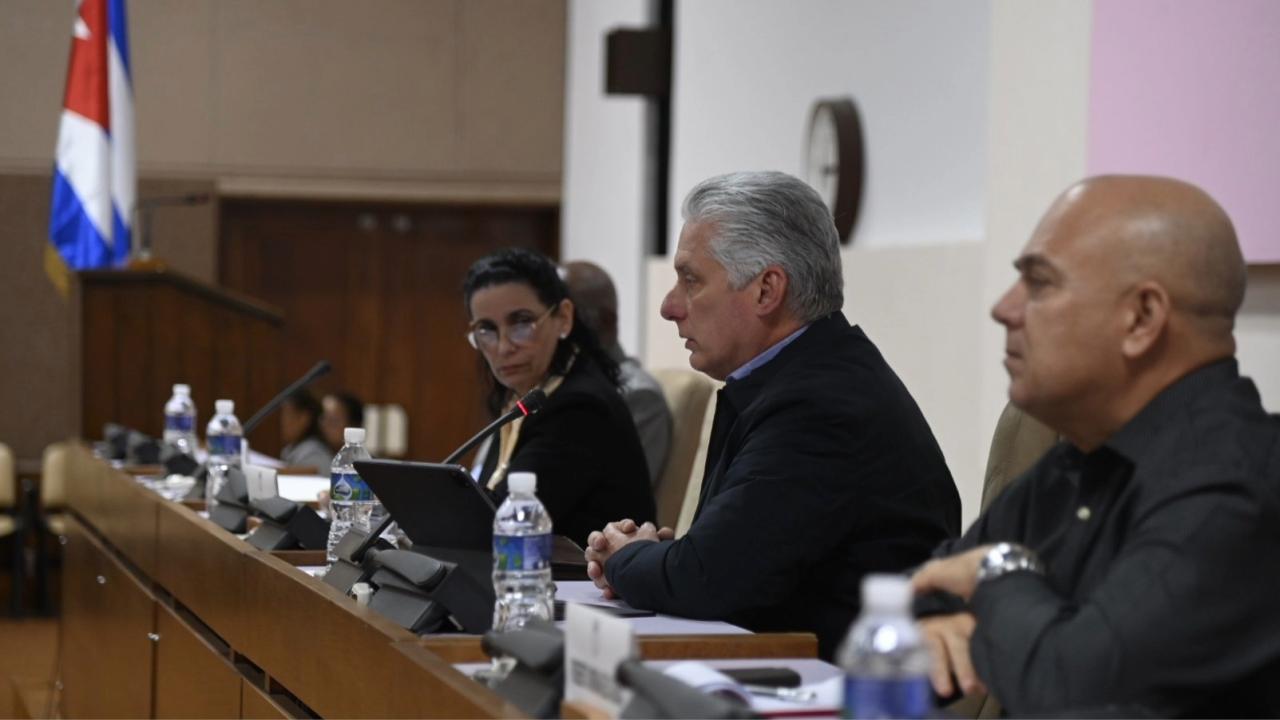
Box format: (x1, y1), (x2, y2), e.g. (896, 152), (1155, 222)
(467, 304), (559, 351)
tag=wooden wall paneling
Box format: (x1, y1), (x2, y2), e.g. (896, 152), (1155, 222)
(212, 304), (249, 421)
(412, 211), (480, 460)
(154, 602), (243, 719)
(180, 286), (218, 434)
(151, 283), (184, 419)
(219, 200), (559, 461)
(246, 313), (283, 453)
(345, 217), (385, 404)
(80, 283), (119, 440)
(377, 229), (424, 456)
(112, 284), (156, 435)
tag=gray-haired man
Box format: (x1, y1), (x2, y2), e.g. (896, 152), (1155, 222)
(584, 171), (961, 658)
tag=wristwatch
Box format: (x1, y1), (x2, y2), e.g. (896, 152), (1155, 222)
(976, 542), (1044, 584)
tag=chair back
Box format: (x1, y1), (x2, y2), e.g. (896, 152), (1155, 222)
(40, 442), (71, 510)
(949, 403), (1059, 719)
(673, 388), (720, 537)
(652, 369), (715, 529)
(0, 443), (14, 509)
(981, 402), (1058, 511)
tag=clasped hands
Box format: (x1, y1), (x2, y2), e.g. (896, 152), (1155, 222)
(582, 526), (993, 699)
(583, 518), (674, 600)
(910, 544), (995, 698)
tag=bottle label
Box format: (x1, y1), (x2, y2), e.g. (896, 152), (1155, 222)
(493, 533), (552, 571)
(208, 434), (241, 455)
(331, 472), (372, 502)
(165, 414), (194, 432)
(843, 675), (931, 719)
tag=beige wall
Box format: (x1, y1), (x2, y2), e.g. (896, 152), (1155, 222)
(0, 0), (566, 460)
(1, 0), (566, 191)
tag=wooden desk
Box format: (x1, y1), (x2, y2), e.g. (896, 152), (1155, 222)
(59, 446), (817, 718)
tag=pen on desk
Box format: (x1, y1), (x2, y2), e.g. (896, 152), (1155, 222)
(743, 684), (818, 703)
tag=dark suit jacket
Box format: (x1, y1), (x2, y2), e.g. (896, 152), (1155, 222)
(605, 312), (960, 658)
(480, 356), (656, 547)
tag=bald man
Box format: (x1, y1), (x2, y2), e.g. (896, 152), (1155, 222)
(564, 261), (673, 486)
(912, 176), (1280, 716)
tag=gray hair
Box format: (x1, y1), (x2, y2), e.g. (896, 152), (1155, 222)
(681, 171), (844, 323)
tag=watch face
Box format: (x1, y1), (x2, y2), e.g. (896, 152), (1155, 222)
(804, 104), (840, 211)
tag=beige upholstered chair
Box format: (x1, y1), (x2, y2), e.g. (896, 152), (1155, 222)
(950, 402), (1059, 718)
(674, 384), (721, 537)
(980, 402), (1059, 512)
(34, 442), (72, 613)
(651, 369), (715, 531)
(0, 442), (25, 615)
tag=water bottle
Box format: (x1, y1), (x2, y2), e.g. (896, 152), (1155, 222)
(325, 428), (374, 564)
(205, 399), (243, 509)
(162, 383), (197, 457)
(491, 472), (554, 632)
(838, 574), (933, 719)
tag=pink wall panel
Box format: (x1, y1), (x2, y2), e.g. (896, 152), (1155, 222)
(1088, 0), (1280, 263)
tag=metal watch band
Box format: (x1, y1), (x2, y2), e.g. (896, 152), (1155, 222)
(976, 542), (1045, 584)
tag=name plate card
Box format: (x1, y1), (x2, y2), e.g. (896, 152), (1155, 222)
(564, 602), (637, 716)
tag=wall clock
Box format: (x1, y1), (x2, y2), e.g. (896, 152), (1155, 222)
(803, 97), (865, 244)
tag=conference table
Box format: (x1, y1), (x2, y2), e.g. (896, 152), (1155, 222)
(57, 444), (817, 718)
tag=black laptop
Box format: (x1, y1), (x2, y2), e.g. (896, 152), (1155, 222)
(355, 459), (495, 551)
(354, 458), (589, 578)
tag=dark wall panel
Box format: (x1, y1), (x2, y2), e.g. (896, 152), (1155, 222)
(219, 199), (559, 461)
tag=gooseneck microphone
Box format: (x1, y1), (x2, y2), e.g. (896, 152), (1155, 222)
(242, 360), (332, 435)
(352, 387), (547, 563)
(442, 388), (547, 465)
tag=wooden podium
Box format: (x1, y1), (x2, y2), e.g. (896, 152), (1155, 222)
(77, 269), (285, 451)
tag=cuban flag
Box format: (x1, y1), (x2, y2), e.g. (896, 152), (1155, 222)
(48, 0), (135, 272)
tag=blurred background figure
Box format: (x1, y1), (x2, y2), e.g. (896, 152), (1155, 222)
(564, 260), (673, 486)
(279, 389), (333, 471)
(321, 392), (365, 452)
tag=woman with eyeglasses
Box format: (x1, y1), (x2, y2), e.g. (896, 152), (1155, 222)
(463, 247), (656, 547)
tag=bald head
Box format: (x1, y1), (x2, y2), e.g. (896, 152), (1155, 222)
(1050, 175), (1245, 338)
(994, 175), (1246, 449)
(564, 261), (620, 350)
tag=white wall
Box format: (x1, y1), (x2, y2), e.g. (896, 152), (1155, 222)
(565, 0), (1280, 528)
(661, 0), (997, 523)
(668, 0), (991, 249)
(561, 0), (652, 354)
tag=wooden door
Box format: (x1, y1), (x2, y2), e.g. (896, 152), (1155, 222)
(220, 200), (559, 462)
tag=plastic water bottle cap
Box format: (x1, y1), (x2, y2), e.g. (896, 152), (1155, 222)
(344, 427), (366, 444)
(507, 472), (537, 494)
(173, 383), (190, 395)
(352, 582), (373, 606)
(215, 399), (234, 414)
(861, 574), (912, 611)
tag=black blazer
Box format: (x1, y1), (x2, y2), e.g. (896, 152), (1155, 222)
(605, 312), (961, 658)
(480, 356), (656, 547)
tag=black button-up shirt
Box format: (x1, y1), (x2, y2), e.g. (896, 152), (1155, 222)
(938, 359), (1280, 717)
